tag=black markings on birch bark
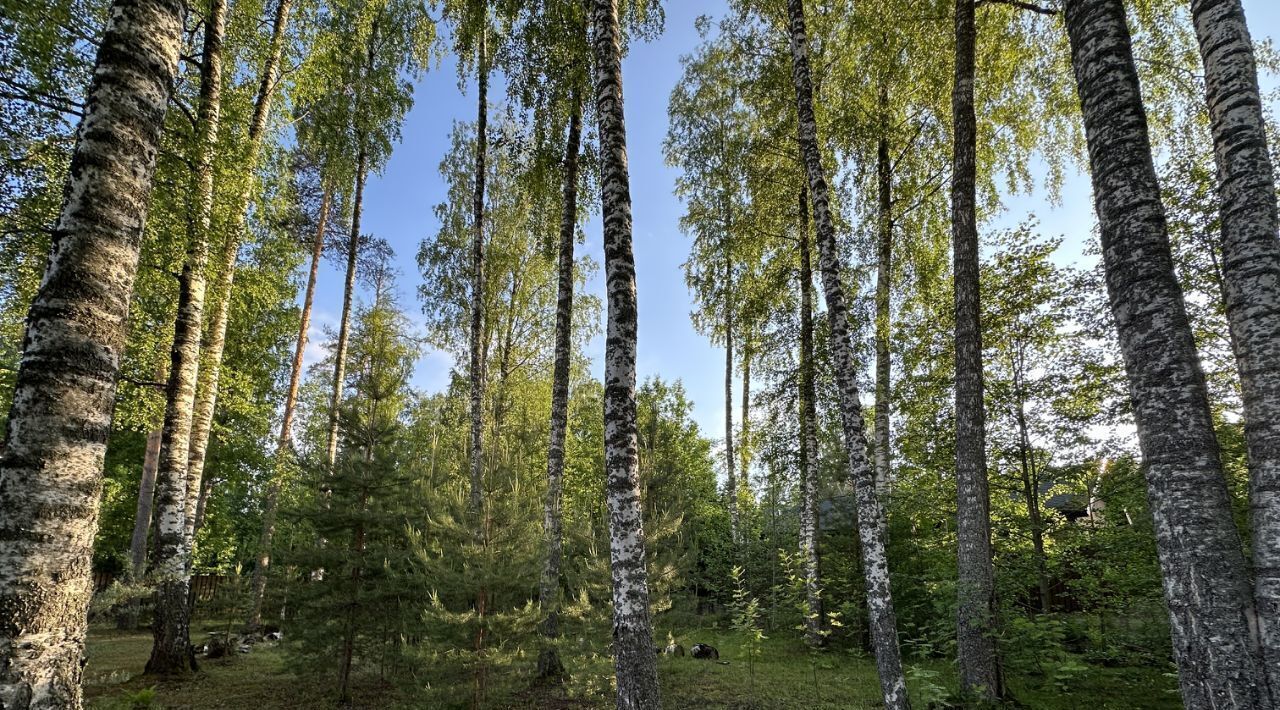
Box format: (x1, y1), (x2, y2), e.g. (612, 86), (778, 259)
(538, 92), (582, 681)
(874, 85), (892, 499)
(147, 0), (226, 674)
(1066, 0), (1265, 704)
(469, 30), (489, 523)
(797, 184), (823, 647)
(0, 0), (183, 705)
(784, 1), (908, 706)
(1189, 0), (1280, 695)
(591, 1), (661, 707)
(951, 0), (1001, 699)
(725, 255), (738, 544)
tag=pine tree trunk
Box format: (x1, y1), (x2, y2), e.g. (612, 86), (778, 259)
(797, 184), (823, 647)
(785, 1), (908, 707)
(538, 93), (582, 681)
(246, 183), (329, 631)
(873, 88), (893, 499)
(724, 261), (738, 544)
(590, 1), (661, 707)
(1189, 0), (1280, 693)
(951, 0), (1001, 698)
(147, 0), (226, 674)
(469, 34), (489, 521)
(1065, 0), (1266, 704)
(183, 0), (292, 551)
(0, 1), (183, 705)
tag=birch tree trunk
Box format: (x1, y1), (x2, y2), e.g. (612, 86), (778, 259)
(741, 332), (751, 498)
(147, 0), (226, 674)
(951, 0), (1000, 698)
(1189, 0), (1280, 693)
(0, 0), (182, 704)
(724, 261), (738, 544)
(469, 33), (489, 521)
(538, 94), (582, 680)
(874, 89), (893, 498)
(245, 183), (329, 630)
(785, 1), (908, 706)
(591, 1), (660, 707)
(797, 183), (823, 647)
(1066, 0), (1266, 704)
(184, 0), (292, 550)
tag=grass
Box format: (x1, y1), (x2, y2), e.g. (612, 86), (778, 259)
(85, 622), (1181, 709)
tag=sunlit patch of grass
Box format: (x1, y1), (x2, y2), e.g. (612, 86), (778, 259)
(84, 623), (1181, 709)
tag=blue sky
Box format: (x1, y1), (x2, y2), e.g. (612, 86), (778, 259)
(302, 0), (1280, 442)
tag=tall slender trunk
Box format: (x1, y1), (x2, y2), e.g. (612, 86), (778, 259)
(784, 2), (908, 706)
(184, 0), (293, 550)
(0, 0), (182, 704)
(1189, 0), (1280, 694)
(130, 426), (164, 579)
(147, 0), (226, 674)
(725, 260), (738, 544)
(741, 331), (751, 497)
(1065, 0), (1265, 704)
(797, 184), (823, 646)
(873, 85), (893, 499)
(191, 475), (213, 540)
(591, 1), (660, 707)
(118, 424), (163, 631)
(469, 33), (489, 521)
(1012, 351), (1050, 614)
(951, 0), (1000, 698)
(245, 184), (329, 630)
(538, 93), (582, 680)
(325, 151), (367, 469)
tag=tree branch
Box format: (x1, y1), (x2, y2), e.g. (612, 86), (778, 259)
(976, 0), (1058, 15)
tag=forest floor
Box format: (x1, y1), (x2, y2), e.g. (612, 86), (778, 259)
(84, 622), (1181, 709)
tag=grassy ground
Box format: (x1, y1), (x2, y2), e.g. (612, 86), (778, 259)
(85, 623), (1181, 709)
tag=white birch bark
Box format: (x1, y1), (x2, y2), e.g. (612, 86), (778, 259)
(1189, 0), (1280, 695)
(591, 1), (661, 707)
(0, 0), (183, 704)
(184, 0), (293, 550)
(784, 1), (909, 706)
(1066, 0), (1266, 704)
(469, 33), (489, 521)
(147, 0), (226, 673)
(797, 183), (823, 646)
(538, 94), (582, 680)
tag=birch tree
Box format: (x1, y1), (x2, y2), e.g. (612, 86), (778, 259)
(1065, 0), (1266, 704)
(1188, 0), (1280, 691)
(146, 0), (227, 674)
(591, 0), (661, 705)
(0, 0), (183, 704)
(784, 0), (908, 706)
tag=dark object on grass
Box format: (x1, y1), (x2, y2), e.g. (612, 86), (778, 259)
(691, 643), (719, 660)
(663, 643), (685, 657)
(205, 632), (232, 659)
